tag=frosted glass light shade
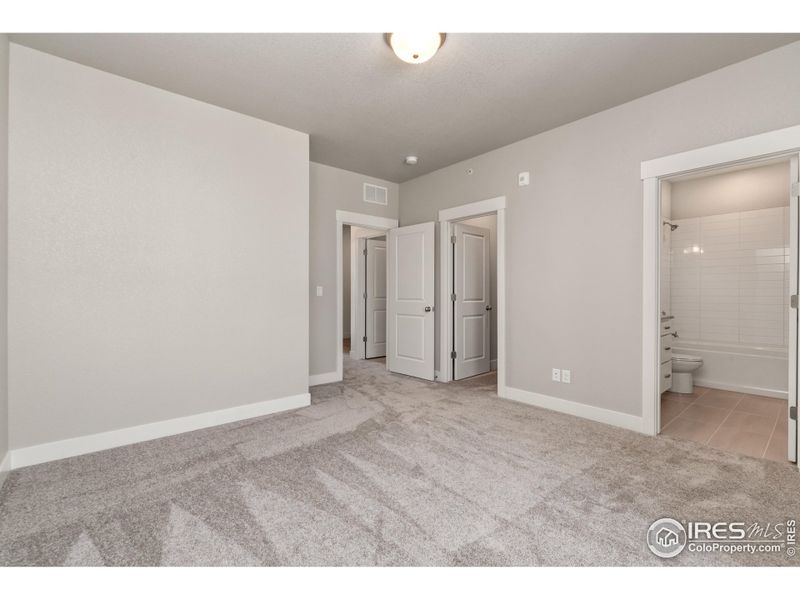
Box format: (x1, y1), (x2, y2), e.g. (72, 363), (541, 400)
(388, 33), (445, 64)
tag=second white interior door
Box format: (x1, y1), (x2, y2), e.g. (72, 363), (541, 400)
(387, 222), (435, 380)
(365, 237), (387, 358)
(453, 222), (491, 380)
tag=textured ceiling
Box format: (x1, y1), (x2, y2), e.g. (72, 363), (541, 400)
(10, 33), (800, 182)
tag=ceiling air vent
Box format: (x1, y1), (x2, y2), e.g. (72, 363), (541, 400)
(363, 183), (388, 206)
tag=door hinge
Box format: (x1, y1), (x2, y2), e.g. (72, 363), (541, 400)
(450, 350), (457, 359)
(362, 336), (367, 342)
(790, 406), (797, 421)
(792, 295), (798, 309)
(451, 235), (456, 244)
(363, 292), (367, 299)
(451, 292), (456, 302)
(792, 181), (800, 198)
(363, 248), (367, 256)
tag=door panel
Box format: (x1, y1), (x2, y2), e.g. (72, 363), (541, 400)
(463, 315), (486, 359)
(396, 315), (426, 359)
(387, 222), (435, 380)
(366, 237), (387, 358)
(789, 153), (799, 463)
(454, 223), (491, 380)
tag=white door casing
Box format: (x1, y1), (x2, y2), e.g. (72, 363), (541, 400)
(789, 153), (799, 462)
(453, 223), (491, 379)
(437, 196), (507, 389)
(355, 237), (368, 360)
(333, 211), (397, 383)
(366, 237), (387, 359)
(387, 222), (435, 380)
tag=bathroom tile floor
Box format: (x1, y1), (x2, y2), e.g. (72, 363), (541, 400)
(660, 387), (789, 463)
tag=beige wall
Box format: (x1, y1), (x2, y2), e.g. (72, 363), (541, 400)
(8, 45), (310, 449)
(0, 35), (8, 481)
(671, 161), (790, 219)
(400, 41), (800, 418)
(309, 162), (398, 377)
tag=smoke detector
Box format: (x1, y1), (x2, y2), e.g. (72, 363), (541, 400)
(404, 156), (418, 166)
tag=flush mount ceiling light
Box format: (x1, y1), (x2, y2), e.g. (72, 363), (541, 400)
(387, 33), (446, 64)
(404, 155), (419, 165)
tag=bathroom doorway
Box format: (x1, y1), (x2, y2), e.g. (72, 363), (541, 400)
(647, 147), (799, 465)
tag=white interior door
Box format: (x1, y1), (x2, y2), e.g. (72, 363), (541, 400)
(789, 153), (799, 463)
(387, 222), (435, 380)
(453, 223), (491, 380)
(365, 237), (387, 358)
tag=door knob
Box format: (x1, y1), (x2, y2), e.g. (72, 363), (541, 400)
(424, 306), (432, 312)
(485, 305), (492, 311)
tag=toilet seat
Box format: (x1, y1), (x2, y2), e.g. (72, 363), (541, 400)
(672, 353), (702, 363)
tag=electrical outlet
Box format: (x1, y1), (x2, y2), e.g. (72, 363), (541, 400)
(561, 369), (571, 384)
(316, 286), (324, 297)
(551, 368), (561, 382)
(518, 171), (530, 186)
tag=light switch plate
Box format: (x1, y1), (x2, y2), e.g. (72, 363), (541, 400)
(551, 368), (561, 382)
(518, 171), (530, 186)
(316, 286), (323, 297)
(562, 369), (571, 384)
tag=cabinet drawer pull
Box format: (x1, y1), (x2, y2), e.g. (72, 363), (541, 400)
(665, 347), (671, 351)
(665, 373), (671, 378)
(664, 326), (671, 330)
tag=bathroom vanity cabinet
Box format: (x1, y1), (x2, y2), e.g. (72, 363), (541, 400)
(660, 317), (674, 393)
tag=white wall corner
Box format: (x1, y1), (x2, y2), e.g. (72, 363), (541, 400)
(0, 452), (11, 490)
(9, 392), (310, 470)
(500, 386), (644, 434)
(309, 371), (341, 387)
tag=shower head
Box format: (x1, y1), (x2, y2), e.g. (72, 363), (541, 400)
(663, 220), (678, 231)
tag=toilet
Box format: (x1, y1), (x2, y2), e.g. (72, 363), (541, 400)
(671, 353), (703, 394)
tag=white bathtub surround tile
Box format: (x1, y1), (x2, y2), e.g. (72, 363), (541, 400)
(670, 206), (790, 349)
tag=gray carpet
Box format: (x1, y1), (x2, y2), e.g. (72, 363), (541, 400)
(1, 356), (798, 566)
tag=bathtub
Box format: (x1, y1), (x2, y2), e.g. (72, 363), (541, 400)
(671, 340), (788, 400)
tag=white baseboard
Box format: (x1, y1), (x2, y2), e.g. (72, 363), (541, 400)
(501, 386), (644, 434)
(309, 371), (340, 387)
(10, 392), (310, 470)
(0, 451), (10, 491)
(693, 378), (788, 400)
